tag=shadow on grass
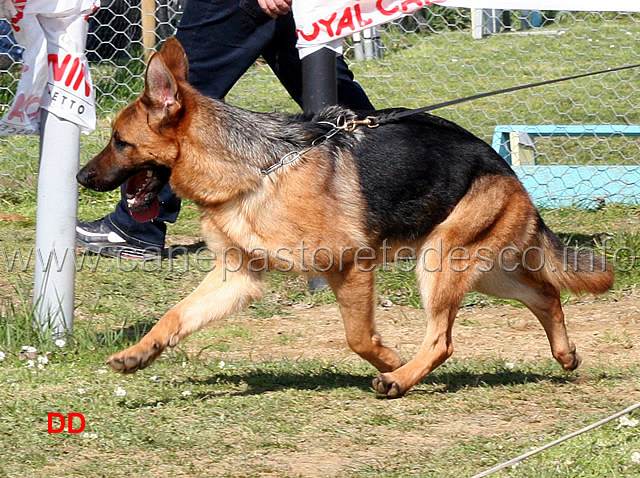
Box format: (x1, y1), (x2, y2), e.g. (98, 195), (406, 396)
(164, 367), (576, 400)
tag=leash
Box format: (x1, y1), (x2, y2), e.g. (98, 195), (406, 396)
(371, 62), (640, 126)
(471, 402), (640, 477)
(262, 62), (640, 175)
(261, 115), (380, 175)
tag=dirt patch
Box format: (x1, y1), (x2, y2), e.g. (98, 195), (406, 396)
(209, 294), (640, 369)
(0, 212), (27, 222)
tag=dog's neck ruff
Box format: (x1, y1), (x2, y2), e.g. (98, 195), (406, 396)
(261, 115), (378, 176)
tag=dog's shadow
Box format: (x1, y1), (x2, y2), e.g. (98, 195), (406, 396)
(181, 367), (575, 400)
(120, 367), (578, 409)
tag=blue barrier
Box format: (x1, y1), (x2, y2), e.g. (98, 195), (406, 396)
(492, 125), (640, 208)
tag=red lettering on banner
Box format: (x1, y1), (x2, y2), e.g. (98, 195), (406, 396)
(317, 12), (338, 38)
(49, 54), (71, 82)
(336, 8), (355, 37)
(48, 54), (92, 97)
(401, 0), (426, 11)
(74, 64), (86, 91)
(66, 58), (81, 87)
(7, 93), (41, 122)
(11, 0), (27, 32)
(297, 23), (320, 42)
(376, 0), (399, 16)
(354, 5), (373, 28)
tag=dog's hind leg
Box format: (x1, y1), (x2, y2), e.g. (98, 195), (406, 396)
(372, 175), (534, 397)
(372, 239), (471, 398)
(328, 266), (403, 373)
(475, 271), (581, 371)
(107, 248), (263, 373)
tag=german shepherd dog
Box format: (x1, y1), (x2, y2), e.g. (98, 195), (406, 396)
(77, 38), (614, 397)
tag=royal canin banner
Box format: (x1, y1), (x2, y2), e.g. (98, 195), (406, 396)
(293, 0), (640, 51)
(0, 0), (98, 136)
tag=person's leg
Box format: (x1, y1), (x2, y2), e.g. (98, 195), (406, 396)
(263, 13), (374, 111)
(106, 183), (181, 248)
(262, 13), (373, 290)
(79, 0), (276, 253)
(175, 0), (276, 98)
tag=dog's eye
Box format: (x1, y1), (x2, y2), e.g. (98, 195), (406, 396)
(113, 133), (134, 151)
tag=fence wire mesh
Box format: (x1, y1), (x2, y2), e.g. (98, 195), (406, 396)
(0, 6), (639, 207)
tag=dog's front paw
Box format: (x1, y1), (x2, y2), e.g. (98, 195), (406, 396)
(372, 373), (407, 398)
(107, 340), (164, 374)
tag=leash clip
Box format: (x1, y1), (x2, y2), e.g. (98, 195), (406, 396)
(342, 116), (379, 132)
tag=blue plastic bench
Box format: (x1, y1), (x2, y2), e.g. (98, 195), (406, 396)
(490, 124), (640, 208)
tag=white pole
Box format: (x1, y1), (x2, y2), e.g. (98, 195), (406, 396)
(33, 109), (79, 336)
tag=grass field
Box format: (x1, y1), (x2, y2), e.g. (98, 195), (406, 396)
(0, 13), (639, 478)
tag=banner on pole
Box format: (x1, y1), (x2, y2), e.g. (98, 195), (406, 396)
(0, 0), (99, 136)
(293, 0), (640, 51)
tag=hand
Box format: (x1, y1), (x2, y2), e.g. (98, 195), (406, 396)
(257, 0), (292, 18)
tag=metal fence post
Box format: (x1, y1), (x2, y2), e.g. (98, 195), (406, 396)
(142, 0), (157, 58)
(33, 109), (80, 336)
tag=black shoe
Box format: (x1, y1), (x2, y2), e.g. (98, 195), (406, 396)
(76, 219), (162, 260)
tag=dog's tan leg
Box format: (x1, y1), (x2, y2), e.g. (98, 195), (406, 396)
(372, 244), (469, 397)
(107, 249), (263, 373)
(475, 272), (581, 371)
(328, 267), (403, 373)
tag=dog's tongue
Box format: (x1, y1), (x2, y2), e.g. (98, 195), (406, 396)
(132, 198), (159, 223)
(126, 170), (159, 223)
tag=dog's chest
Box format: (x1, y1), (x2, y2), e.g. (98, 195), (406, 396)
(211, 198), (264, 249)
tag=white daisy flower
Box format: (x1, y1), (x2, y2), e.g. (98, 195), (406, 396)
(114, 386), (126, 397)
(617, 416), (637, 428)
(54, 339), (66, 348)
(181, 390), (192, 397)
(0, 351), (6, 361)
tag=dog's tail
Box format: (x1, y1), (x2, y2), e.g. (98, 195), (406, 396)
(532, 217), (614, 295)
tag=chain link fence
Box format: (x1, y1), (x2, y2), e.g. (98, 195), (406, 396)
(0, 5), (639, 207)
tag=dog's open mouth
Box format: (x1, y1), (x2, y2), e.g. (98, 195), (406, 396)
(125, 169), (165, 222)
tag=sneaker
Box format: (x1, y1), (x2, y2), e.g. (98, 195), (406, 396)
(76, 219), (162, 260)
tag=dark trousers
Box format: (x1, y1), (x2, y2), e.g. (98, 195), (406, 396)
(108, 1), (374, 247)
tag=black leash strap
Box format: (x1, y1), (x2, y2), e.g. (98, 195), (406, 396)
(371, 62), (640, 126)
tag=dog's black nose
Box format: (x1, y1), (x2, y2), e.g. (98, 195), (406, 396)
(76, 167), (96, 188)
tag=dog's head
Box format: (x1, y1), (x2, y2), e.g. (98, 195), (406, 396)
(77, 37), (189, 222)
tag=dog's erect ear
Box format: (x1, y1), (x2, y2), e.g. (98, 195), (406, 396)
(159, 37), (188, 83)
(144, 51), (182, 125)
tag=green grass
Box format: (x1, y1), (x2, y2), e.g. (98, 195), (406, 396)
(0, 345), (638, 477)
